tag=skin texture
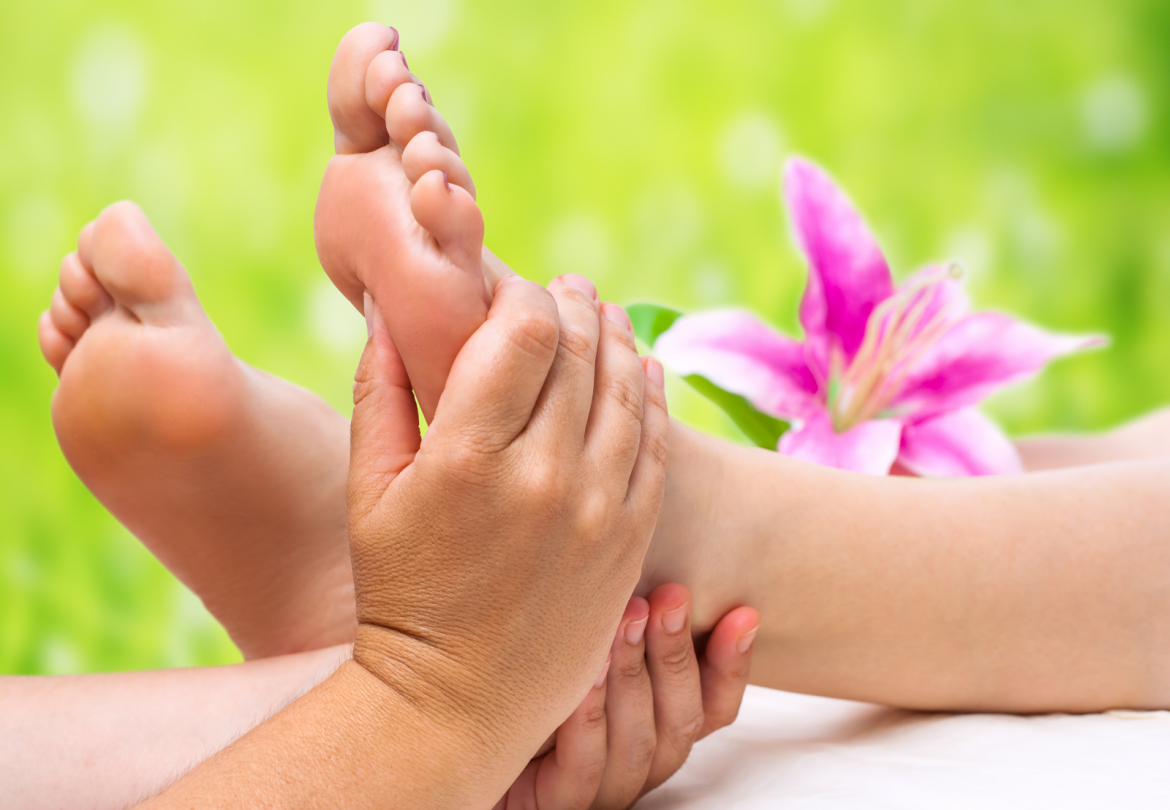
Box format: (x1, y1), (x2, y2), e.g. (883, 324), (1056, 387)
(39, 201), (355, 661)
(141, 253), (672, 808)
(0, 646), (350, 809)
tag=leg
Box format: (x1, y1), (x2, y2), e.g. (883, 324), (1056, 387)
(40, 202), (354, 660)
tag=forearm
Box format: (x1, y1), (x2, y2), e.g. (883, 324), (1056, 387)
(716, 446), (1170, 712)
(0, 645), (349, 810)
(1016, 407), (1170, 470)
(139, 659), (525, 810)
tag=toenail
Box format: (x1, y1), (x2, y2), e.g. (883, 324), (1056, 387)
(400, 52), (410, 71)
(558, 274), (598, 301)
(441, 171), (450, 191)
(421, 84), (433, 106)
(388, 27), (399, 49)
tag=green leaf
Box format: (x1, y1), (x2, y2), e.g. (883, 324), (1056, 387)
(628, 303), (684, 347)
(627, 303), (789, 450)
(682, 374), (788, 450)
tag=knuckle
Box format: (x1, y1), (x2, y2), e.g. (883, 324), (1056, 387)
(505, 307), (560, 361)
(603, 373), (644, 424)
(522, 455), (568, 505)
(613, 654), (647, 683)
(558, 320), (596, 365)
(640, 426), (670, 471)
(658, 645), (696, 678)
(663, 707), (706, 750)
(580, 702), (609, 734)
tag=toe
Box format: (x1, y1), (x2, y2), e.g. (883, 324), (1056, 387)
(401, 131), (476, 198)
(386, 81), (459, 155)
(50, 287), (90, 340)
(410, 169), (484, 271)
(365, 48), (417, 134)
(329, 22), (400, 154)
(90, 201), (200, 326)
(59, 252), (113, 320)
(38, 310), (74, 375)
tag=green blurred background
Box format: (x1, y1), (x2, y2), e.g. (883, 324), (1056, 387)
(2, 0), (1168, 674)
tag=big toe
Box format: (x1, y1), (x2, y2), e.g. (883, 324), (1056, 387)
(90, 201), (201, 326)
(329, 22), (400, 154)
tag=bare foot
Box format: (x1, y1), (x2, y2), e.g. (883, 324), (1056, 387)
(316, 22), (507, 421)
(315, 24), (739, 635)
(39, 201), (355, 660)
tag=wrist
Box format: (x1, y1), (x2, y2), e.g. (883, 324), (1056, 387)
(351, 625), (535, 798)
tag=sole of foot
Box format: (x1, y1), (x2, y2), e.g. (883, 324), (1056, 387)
(316, 22), (507, 422)
(40, 201), (355, 659)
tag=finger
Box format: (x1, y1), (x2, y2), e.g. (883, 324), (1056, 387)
(347, 295), (423, 524)
(432, 275), (560, 453)
(527, 275), (602, 448)
(401, 130), (476, 197)
(625, 357), (669, 508)
(592, 597), (656, 810)
(534, 662), (611, 810)
(583, 304), (645, 486)
(386, 79), (459, 155)
(328, 22), (400, 154)
(697, 606), (760, 738)
(642, 584), (704, 793)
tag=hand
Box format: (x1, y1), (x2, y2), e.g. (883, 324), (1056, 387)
(346, 273), (670, 794)
(498, 587), (760, 809)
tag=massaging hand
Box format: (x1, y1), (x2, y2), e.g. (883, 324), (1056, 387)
(347, 272), (670, 792)
(497, 587), (760, 810)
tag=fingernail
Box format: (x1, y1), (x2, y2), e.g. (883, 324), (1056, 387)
(594, 655), (612, 689)
(388, 27), (399, 49)
(736, 626), (759, 655)
(602, 303), (631, 331)
(401, 52), (409, 71)
(557, 273), (597, 300)
(363, 292), (374, 339)
(442, 171), (450, 191)
(645, 358), (665, 388)
(624, 616), (648, 645)
(662, 602), (689, 635)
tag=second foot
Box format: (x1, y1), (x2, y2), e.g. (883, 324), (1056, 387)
(41, 201), (356, 659)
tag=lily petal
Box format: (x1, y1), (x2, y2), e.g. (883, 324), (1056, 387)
(891, 313), (1106, 421)
(655, 310), (819, 420)
(779, 410), (902, 475)
(785, 158), (894, 379)
(898, 408), (1023, 477)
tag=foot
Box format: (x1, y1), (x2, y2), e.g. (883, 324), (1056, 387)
(316, 23), (744, 636)
(316, 23), (509, 422)
(39, 201), (355, 659)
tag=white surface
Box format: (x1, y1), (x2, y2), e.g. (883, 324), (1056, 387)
(640, 686), (1170, 809)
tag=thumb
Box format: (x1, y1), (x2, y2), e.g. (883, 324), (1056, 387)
(349, 293), (424, 522)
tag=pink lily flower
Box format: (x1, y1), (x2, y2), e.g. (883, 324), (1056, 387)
(654, 158), (1104, 476)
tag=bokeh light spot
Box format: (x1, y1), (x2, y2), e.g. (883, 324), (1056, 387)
(369, 0), (457, 54)
(1081, 73), (1147, 153)
(718, 111), (785, 191)
(70, 23), (149, 136)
